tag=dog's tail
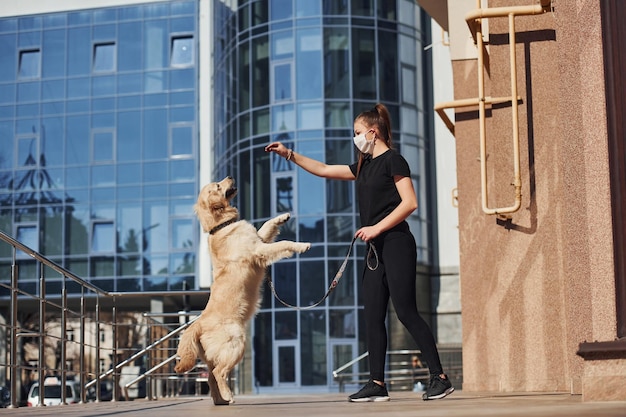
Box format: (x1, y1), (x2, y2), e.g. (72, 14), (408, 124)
(174, 321), (201, 373)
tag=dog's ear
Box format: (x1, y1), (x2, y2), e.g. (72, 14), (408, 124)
(194, 197), (215, 233)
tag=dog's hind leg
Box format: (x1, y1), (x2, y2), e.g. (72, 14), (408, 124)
(207, 364), (230, 405)
(211, 366), (234, 405)
(257, 213), (291, 242)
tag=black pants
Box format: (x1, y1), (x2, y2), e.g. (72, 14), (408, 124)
(362, 225), (444, 382)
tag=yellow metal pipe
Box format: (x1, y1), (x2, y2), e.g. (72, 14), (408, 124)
(434, 1), (550, 216)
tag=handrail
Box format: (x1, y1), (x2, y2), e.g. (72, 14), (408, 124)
(332, 350), (429, 392)
(85, 314), (199, 389)
(0, 230), (210, 408)
(434, 0), (551, 216)
(0, 230), (109, 296)
(122, 354), (178, 401)
(332, 351), (369, 378)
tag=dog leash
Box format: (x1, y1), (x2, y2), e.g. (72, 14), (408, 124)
(266, 237), (379, 310)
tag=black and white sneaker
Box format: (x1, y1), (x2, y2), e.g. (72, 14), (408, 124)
(422, 374), (454, 400)
(348, 380), (390, 402)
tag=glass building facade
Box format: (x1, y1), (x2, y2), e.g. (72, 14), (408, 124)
(0, 0), (438, 392)
(213, 0), (434, 390)
(0, 1), (200, 295)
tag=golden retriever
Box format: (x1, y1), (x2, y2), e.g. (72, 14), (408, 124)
(174, 176), (310, 405)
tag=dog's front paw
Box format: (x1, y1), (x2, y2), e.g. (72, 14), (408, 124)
(298, 242), (311, 253)
(276, 213), (291, 225)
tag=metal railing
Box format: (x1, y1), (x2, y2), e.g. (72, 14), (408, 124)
(0, 230), (210, 408)
(332, 346), (463, 393)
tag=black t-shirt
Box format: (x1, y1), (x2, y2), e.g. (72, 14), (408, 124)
(349, 149), (411, 227)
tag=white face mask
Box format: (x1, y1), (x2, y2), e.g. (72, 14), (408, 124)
(353, 131), (375, 154)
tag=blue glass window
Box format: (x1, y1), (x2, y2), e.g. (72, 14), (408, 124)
(92, 221), (114, 252)
(93, 130), (114, 162)
(272, 104), (294, 132)
(68, 27), (91, 76)
(117, 111), (141, 161)
(16, 224), (38, 254)
(19, 49), (41, 79)
(171, 218), (192, 249)
(42, 29), (66, 78)
(17, 82), (39, 102)
(271, 0), (293, 21)
(401, 66), (416, 105)
(93, 42), (116, 72)
(275, 175), (294, 213)
(271, 30), (293, 60)
(296, 28), (322, 99)
(297, 102), (323, 130)
(295, 0), (321, 17)
(273, 62), (292, 101)
(17, 136), (37, 167)
(0, 34), (17, 82)
(91, 165), (115, 186)
(118, 23), (142, 71)
(170, 124), (193, 156)
(171, 35), (193, 67)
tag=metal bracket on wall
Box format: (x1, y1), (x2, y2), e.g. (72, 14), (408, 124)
(434, 0), (552, 216)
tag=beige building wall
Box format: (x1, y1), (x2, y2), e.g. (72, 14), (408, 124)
(424, 0), (626, 401)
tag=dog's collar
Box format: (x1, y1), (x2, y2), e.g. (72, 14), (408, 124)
(209, 218), (238, 235)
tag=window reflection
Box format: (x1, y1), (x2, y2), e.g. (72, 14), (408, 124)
(270, 0), (293, 21)
(92, 221), (114, 252)
(326, 215), (353, 241)
(329, 309), (356, 337)
(170, 124), (193, 156)
(324, 27), (349, 99)
(299, 216), (324, 243)
(296, 28), (322, 99)
(273, 62), (292, 101)
(254, 312), (274, 386)
(272, 104), (294, 132)
(171, 218), (192, 249)
(297, 102), (323, 130)
(378, 31), (398, 102)
(93, 130), (114, 162)
(275, 175), (293, 212)
(170, 252), (195, 274)
(275, 310), (297, 339)
(295, 0), (320, 17)
(351, 28), (376, 99)
(299, 260), (324, 306)
(273, 262), (297, 306)
(253, 36), (269, 107)
(16, 224), (38, 255)
(271, 30), (293, 59)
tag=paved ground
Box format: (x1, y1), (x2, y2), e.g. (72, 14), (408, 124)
(3, 391), (626, 417)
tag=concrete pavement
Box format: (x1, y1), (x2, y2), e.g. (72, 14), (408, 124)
(3, 391), (625, 417)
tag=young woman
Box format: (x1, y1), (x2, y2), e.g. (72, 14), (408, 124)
(264, 103), (453, 402)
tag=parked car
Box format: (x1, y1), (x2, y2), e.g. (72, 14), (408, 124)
(27, 377), (81, 406)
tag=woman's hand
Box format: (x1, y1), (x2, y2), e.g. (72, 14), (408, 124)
(355, 225), (381, 242)
(265, 142), (289, 158)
